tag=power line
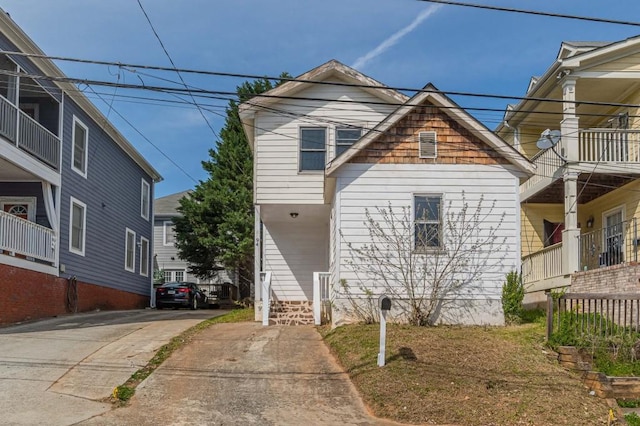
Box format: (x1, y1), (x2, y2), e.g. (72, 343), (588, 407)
(417, 0), (640, 27)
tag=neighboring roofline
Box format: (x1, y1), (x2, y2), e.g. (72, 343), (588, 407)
(238, 60), (409, 151)
(497, 35), (640, 134)
(327, 83), (534, 176)
(0, 9), (162, 182)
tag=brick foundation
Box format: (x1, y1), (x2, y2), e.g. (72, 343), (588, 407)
(269, 300), (314, 325)
(571, 262), (640, 293)
(0, 264), (149, 325)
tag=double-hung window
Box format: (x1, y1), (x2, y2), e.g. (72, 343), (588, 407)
(141, 179), (150, 220)
(163, 221), (176, 246)
(69, 197), (87, 256)
(125, 228), (136, 272)
(414, 195), (442, 250)
(335, 127), (361, 156)
(72, 117), (89, 177)
(299, 127), (326, 171)
(139, 237), (149, 277)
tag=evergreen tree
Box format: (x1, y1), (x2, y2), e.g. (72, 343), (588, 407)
(174, 76), (288, 298)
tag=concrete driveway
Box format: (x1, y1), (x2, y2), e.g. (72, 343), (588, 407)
(81, 323), (400, 426)
(0, 309), (224, 426)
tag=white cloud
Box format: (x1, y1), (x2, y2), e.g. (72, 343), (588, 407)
(352, 5), (442, 70)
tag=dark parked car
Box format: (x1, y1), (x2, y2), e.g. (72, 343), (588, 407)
(156, 282), (208, 310)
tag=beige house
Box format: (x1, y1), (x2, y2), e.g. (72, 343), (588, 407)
(496, 36), (640, 304)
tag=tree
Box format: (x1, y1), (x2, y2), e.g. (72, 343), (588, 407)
(174, 75), (288, 299)
(341, 193), (508, 326)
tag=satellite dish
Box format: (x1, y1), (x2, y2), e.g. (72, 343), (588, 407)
(536, 129), (561, 150)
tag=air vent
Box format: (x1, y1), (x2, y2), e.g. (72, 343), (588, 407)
(419, 131), (437, 158)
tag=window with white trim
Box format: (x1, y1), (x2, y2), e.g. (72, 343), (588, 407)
(414, 195), (442, 250)
(299, 127), (326, 171)
(418, 131), (437, 158)
(69, 197), (87, 256)
(139, 236), (149, 277)
(141, 179), (150, 220)
(163, 221), (176, 246)
(335, 127), (361, 156)
(72, 117), (89, 177)
(125, 228), (136, 272)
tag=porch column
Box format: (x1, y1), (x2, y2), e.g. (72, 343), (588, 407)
(561, 77), (580, 275)
(562, 171), (580, 275)
(254, 204), (261, 302)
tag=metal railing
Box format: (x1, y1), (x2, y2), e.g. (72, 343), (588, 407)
(579, 129), (640, 163)
(0, 210), (55, 263)
(579, 218), (638, 271)
(521, 242), (563, 285)
(0, 96), (60, 170)
(260, 271), (272, 326)
(313, 272), (331, 325)
(547, 292), (640, 341)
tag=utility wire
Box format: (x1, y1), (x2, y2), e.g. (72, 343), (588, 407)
(136, 0), (220, 143)
(417, 0), (640, 27)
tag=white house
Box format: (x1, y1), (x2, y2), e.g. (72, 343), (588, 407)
(239, 60), (534, 326)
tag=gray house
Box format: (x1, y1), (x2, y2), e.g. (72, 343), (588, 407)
(0, 10), (161, 324)
(153, 191), (237, 301)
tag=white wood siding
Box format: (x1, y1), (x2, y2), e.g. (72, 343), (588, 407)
(335, 163), (521, 325)
(263, 220), (328, 301)
(254, 81), (396, 205)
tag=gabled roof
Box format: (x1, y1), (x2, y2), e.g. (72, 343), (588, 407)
(238, 60), (408, 150)
(0, 9), (162, 182)
(556, 41), (611, 60)
(326, 84), (534, 176)
(155, 190), (191, 217)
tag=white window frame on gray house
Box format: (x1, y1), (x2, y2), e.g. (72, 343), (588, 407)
(71, 116), (89, 178)
(69, 197), (87, 256)
(125, 228), (136, 272)
(163, 220), (175, 246)
(139, 236), (149, 277)
(299, 127), (326, 172)
(335, 127), (362, 157)
(413, 194), (442, 251)
(141, 179), (150, 220)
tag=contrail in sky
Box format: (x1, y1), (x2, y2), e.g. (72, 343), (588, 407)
(352, 5), (442, 70)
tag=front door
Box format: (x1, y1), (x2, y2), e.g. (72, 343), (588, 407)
(603, 209), (624, 266)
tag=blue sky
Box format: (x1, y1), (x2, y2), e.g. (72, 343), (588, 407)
(1, 0), (640, 197)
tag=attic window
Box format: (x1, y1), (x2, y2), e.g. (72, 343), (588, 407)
(418, 131), (437, 158)
(335, 127), (361, 156)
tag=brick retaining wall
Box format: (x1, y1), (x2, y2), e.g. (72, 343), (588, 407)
(0, 264), (149, 325)
(571, 263), (640, 293)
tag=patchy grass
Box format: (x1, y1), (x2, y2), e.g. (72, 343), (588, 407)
(321, 321), (612, 425)
(110, 308), (253, 405)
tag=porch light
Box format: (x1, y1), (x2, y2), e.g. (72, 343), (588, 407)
(586, 216), (594, 229)
(289, 212), (299, 219)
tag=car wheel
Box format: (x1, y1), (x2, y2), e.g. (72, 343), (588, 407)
(190, 296), (197, 310)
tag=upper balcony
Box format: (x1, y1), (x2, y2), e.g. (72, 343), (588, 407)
(521, 128), (640, 203)
(0, 55), (61, 173)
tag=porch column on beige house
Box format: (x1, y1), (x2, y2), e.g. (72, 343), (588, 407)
(561, 77), (580, 275)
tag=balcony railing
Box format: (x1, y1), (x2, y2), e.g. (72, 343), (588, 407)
(0, 96), (60, 171)
(522, 146), (564, 193)
(579, 129), (640, 163)
(522, 242), (563, 285)
(0, 210), (55, 263)
(579, 218), (638, 271)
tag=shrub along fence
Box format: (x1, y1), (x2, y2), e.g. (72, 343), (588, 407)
(546, 293), (640, 341)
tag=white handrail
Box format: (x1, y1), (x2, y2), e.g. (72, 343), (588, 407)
(261, 272), (272, 326)
(0, 210), (55, 263)
(313, 272), (331, 325)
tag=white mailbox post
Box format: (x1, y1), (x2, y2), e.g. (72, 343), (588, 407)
(377, 295), (392, 367)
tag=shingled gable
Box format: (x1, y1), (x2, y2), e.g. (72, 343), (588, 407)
(238, 59), (408, 151)
(326, 84), (535, 176)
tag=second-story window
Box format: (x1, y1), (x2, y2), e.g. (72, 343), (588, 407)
(141, 179), (150, 220)
(335, 127), (361, 156)
(72, 116), (89, 177)
(299, 127), (326, 171)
